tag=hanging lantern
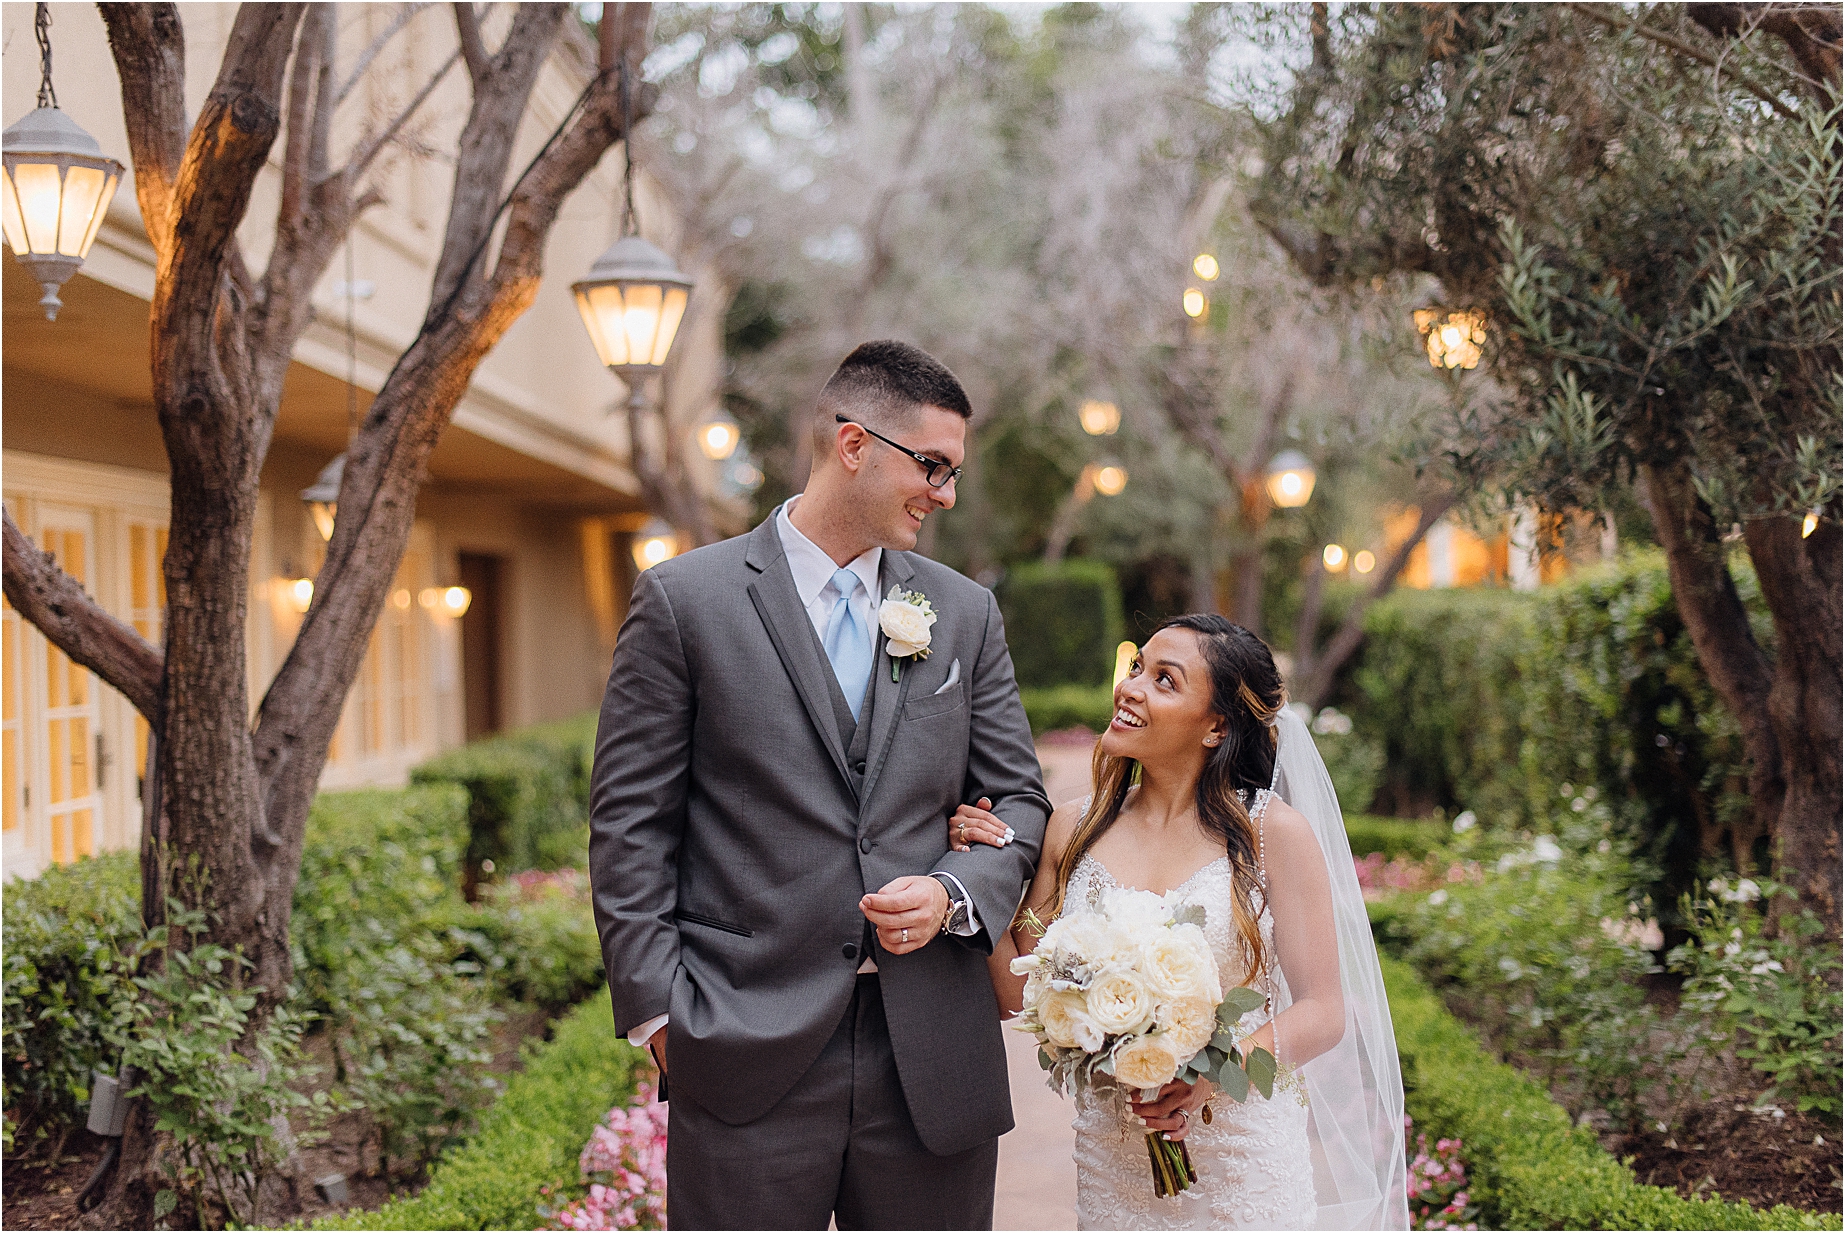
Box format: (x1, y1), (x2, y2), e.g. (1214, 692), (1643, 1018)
(1078, 400), (1121, 436)
(2, 7), (124, 321)
(1264, 449), (1316, 508)
(573, 235), (693, 397)
(300, 454), (345, 542)
(631, 518), (679, 570)
(697, 409), (741, 460)
(1192, 254), (1220, 281)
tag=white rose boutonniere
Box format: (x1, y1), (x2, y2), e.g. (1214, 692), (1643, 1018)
(878, 586), (936, 681)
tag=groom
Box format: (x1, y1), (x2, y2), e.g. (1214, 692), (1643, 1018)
(589, 340), (1050, 1229)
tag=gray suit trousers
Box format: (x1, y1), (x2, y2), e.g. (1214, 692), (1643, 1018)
(666, 975), (997, 1231)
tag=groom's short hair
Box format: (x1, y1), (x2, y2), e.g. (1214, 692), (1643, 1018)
(814, 341), (972, 449)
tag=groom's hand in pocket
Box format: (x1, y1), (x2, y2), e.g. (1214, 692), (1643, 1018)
(860, 876), (951, 955)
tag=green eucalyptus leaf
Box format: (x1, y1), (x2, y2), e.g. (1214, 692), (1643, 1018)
(1246, 1046), (1277, 1099)
(1217, 1056), (1251, 1102)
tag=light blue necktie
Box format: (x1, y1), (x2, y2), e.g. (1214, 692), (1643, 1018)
(823, 567), (873, 721)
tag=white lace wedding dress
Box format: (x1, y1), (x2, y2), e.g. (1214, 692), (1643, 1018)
(1066, 790), (1315, 1231)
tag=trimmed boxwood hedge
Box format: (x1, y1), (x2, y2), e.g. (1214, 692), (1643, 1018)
(999, 559), (1124, 689)
(1019, 682), (1115, 735)
(411, 712), (598, 881)
(1344, 815), (1450, 860)
(1384, 955), (1839, 1231)
(313, 989), (638, 1231)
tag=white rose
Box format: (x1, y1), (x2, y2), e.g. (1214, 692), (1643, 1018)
(1055, 913), (1113, 965)
(1038, 990), (1098, 1051)
(1157, 995), (1219, 1059)
(1103, 887), (1172, 933)
(1141, 927), (1222, 1005)
(878, 589), (936, 659)
(1113, 1033), (1182, 1093)
(1085, 970), (1156, 1036)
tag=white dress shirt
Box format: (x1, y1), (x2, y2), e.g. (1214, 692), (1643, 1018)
(625, 498), (979, 1046)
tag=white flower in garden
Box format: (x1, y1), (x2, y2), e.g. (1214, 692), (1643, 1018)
(1532, 835), (1562, 863)
(1452, 811), (1477, 833)
(1158, 994), (1220, 1058)
(1312, 707), (1353, 736)
(1113, 1033), (1183, 1092)
(1722, 878), (1761, 903)
(1141, 926), (1221, 1004)
(1039, 989), (1098, 1050)
(1086, 969), (1157, 1035)
(878, 586), (936, 659)
(1428, 889), (1449, 906)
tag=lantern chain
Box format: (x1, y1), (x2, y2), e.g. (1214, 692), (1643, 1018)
(35, 2), (57, 110)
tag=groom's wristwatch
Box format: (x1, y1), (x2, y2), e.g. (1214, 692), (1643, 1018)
(931, 872), (973, 935)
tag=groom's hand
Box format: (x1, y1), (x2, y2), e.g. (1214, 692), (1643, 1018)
(860, 876), (951, 955)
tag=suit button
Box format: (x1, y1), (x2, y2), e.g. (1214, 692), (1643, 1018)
(854, 760), (867, 774)
(859, 836), (872, 853)
(842, 943), (859, 960)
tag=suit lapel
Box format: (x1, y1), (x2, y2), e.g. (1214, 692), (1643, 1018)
(857, 550), (918, 811)
(744, 518), (853, 787)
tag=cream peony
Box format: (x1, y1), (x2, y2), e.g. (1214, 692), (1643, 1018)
(1113, 1033), (1183, 1093)
(1141, 926), (1222, 1005)
(1038, 989), (1095, 1050)
(1157, 994), (1219, 1059)
(878, 587), (936, 659)
(1085, 970), (1156, 1035)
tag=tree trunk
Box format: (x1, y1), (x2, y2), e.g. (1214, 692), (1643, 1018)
(1635, 459), (1784, 867)
(1744, 512), (1843, 932)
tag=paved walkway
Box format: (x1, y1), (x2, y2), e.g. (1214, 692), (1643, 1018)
(992, 736), (1096, 1229)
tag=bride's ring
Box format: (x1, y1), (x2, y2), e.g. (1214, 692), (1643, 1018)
(957, 822), (969, 841)
(1178, 1108), (1190, 1128)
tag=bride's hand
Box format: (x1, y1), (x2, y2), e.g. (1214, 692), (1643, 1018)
(1130, 1077), (1215, 1142)
(949, 797), (1013, 852)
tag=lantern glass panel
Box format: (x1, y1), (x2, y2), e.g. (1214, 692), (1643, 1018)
(13, 162), (62, 253)
(575, 284), (628, 366)
(56, 165), (111, 256)
(622, 283), (664, 368)
(650, 286), (688, 365)
(1, 174), (24, 255)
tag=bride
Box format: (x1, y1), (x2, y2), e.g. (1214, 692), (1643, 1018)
(952, 614), (1409, 1230)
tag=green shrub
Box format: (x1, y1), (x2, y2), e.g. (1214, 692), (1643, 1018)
(1343, 553), (1764, 913)
(1386, 955), (1838, 1230)
(1344, 816), (1449, 860)
(999, 559), (1123, 689)
(1305, 706), (1385, 814)
(436, 871), (605, 1013)
(412, 714), (598, 879)
(1020, 682), (1115, 735)
(1388, 821), (1662, 1127)
(1, 850), (141, 1154)
(313, 989), (641, 1231)
(1670, 880), (1843, 1120)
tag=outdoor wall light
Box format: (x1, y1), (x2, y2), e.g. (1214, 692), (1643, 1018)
(1352, 549), (1377, 574)
(300, 454), (345, 542)
(286, 578), (315, 614)
(1182, 288), (1208, 319)
(1264, 450), (1316, 508)
(1, 6), (124, 321)
(697, 410), (741, 460)
(1192, 254), (1220, 281)
(1078, 400), (1121, 436)
(418, 586), (472, 618)
(631, 518), (679, 571)
(1322, 543), (1347, 571)
(1413, 307), (1487, 370)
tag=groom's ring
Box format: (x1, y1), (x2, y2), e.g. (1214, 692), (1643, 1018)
(901, 928), (910, 943)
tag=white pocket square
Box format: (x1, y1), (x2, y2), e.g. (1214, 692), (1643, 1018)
(931, 658), (961, 696)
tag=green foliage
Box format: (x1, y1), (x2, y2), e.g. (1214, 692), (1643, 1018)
(1385, 955), (1839, 1230)
(438, 871), (605, 1013)
(1669, 881), (1843, 1120)
(313, 990), (641, 1232)
(2, 850), (141, 1154)
(999, 559), (1125, 689)
(1387, 821), (1663, 1127)
(1344, 553), (1762, 914)
(410, 712), (598, 877)
(1343, 816), (1448, 861)
(1307, 708), (1385, 814)
(109, 888), (332, 1230)
(1019, 682), (1116, 735)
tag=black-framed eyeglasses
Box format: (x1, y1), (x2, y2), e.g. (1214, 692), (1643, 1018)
(835, 415), (962, 488)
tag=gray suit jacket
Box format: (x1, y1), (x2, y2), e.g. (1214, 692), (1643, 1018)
(589, 514), (1050, 1155)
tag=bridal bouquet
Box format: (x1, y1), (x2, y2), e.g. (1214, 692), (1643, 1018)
(1009, 886), (1277, 1198)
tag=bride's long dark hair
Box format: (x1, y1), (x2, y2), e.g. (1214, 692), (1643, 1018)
(1042, 614), (1286, 982)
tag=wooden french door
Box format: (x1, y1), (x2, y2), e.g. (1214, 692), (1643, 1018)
(27, 505), (105, 866)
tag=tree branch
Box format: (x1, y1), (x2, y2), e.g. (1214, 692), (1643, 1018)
(309, 5), (337, 181)
(2, 510), (164, 727)
(1687, 2), (1841, 97)
(1567, 3), (1802, 122)
(453, 2), (491, 82)
(338, 3), (434, 104)
(349, 48), (462, 178)
(99, 3), (188, 257)
(1295, 490), (1459, 708)
(278, 7), (326, 233)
